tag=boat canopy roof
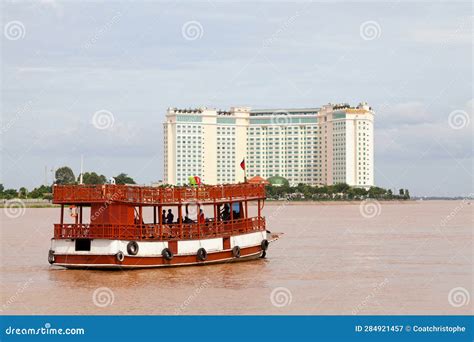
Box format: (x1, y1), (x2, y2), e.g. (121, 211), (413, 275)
(52, 183), (266, 206)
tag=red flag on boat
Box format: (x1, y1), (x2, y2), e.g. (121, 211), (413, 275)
(194, 176), (201, 185)
(240, 158), (245, 170)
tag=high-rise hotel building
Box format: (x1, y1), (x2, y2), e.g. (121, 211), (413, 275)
(163, 103), (374, 188)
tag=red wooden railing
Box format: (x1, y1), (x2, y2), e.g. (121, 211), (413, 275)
(54, 217), (265, 241)
(53, 183), (265, 205)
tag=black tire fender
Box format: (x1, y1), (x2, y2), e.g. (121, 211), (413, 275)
(116, 251), (125, 262)
(127, 241), (139, 256)
(162, 248), (174, 261)
(48, 249), (55, 264)
(197, 247), (208, 261)
(261, 239), (269, 251)
(232, 246), (241, 258)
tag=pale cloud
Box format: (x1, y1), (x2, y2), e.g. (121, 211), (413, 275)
(1, 1), (472, 196)
(377, 102), (433, 127)
(410, 16), (473, 45)
(412, 28), (472, 45)
(376, 99), (472, 159)
(17, 67), (62, 73)
(37, 0), (65, 17)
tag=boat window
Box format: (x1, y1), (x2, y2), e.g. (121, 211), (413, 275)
(232, 202), (241, 219)
(75, 239), (91, 251)
(232, 202), (240, 213)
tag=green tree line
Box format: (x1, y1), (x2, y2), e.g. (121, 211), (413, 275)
(0, 166), (136, 200)
(55, 166), (136, 186)
(1, 166), (409, 201)
(266, 183), (410, 201)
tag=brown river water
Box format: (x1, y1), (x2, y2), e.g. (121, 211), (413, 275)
(0, 200), (472, 315)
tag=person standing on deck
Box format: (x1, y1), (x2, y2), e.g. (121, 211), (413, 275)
(166, 209), (174, 224)
(198, 209), (205, 224)
(221, 204), (230, 221)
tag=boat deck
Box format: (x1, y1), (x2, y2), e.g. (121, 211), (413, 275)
(54, 217), (265, 241)
(52, 183), (265, 205)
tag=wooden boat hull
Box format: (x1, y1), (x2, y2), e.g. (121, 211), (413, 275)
(53, 245), (264, 269)
(49, 231), (280, 269)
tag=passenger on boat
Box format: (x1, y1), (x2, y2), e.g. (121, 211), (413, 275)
(198, 209), (206, 224)
(134, 215), (144, 224)
(221, 204), (230, 221)
(183, 204), (195, 223)
(166, 209), (174, 224)
(233, 209), (240, 219)
(162, 210), (166, 223)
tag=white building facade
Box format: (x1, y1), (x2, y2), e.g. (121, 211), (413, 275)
(163, 103), (374, 188)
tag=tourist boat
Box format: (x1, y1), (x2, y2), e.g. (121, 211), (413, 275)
(48, 183), (278, 269)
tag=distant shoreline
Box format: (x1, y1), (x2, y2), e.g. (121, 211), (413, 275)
(1, 198), (469, 209)
(263, 199), (473, 205)
(0, 203), (59, 208)
(263, 200), (414, 206)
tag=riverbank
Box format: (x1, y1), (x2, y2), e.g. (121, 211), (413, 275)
(0, 200), (415, 208)
(0, 203), (59, 208)
(0, 199), (449, 208)
(264, 199), (415, 205)
(0, 199), (57, 208)
(2, 204), (59, 208)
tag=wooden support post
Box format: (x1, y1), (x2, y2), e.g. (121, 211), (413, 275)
(153, 205), (157, 238)
(213, 201), (217, 235)
(230, 201), (233, 233)
(60, 205), (64, 225)
(245, 200), (249, 232)
(258, 199), (261, 219)
(197, 204), (200, 238)
(179, 204), (183, 239)
(139, 206), (143, 238)
(158, 205), (162, 239)
(79, 206), (83, 224)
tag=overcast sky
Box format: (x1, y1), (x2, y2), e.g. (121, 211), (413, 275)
(1, 1), (472, 197)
